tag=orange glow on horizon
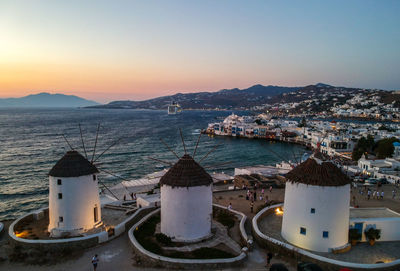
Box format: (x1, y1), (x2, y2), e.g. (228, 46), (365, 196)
(0, 60), (282, 103)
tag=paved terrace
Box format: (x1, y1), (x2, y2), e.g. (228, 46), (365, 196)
(13, 207), (130, 240)
(259, 211), (400, 264)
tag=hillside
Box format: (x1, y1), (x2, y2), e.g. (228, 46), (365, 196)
(89, 85), (300, 110)
(0, 93), (99, 108)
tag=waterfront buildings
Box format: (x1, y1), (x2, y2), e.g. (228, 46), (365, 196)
(207, 114), (400, 160)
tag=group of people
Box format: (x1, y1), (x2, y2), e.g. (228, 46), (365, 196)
(361, 187), (399, 200)
(366, 189), (385, 200)
(123, 192), (136, 201)
(243, 183), (274, 213)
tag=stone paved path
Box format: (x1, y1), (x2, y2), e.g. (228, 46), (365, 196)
(0, 219), (297, 271)
(258, 210), (400, 264)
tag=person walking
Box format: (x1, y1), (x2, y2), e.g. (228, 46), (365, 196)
(367, 189), (371, 200)
(228, 203), (232, 210)
(250, 201), (254, 213)
(380, 191), (384, 200)
(266, 251), (273, 267)
(269, 185), (273, 193)
(92, 254), (99, 271)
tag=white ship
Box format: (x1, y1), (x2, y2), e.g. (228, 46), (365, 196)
(167, 101), (182, 115)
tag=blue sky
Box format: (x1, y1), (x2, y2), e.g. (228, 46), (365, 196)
(0, 0), (399, 102)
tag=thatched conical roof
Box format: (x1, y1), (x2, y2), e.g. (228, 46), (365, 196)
(160, 154), (213, 187)
(49, 151), (99, 177)
(285, 156), (351, 187)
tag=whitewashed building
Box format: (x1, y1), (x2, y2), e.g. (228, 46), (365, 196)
(48, 151), (102, 237)
(281, 153), (351, 252)
(160, 154), (213, 242)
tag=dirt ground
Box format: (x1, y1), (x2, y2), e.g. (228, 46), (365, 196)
(350, 183), (400, 212)
(214, 183), (400, 219)
(213, 187), (285, 219)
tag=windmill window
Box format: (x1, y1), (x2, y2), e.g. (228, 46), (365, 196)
(311, 208), (315, 213)
(93, 175), (97, 181)
(300, 227), (306, 235)
(59, 216), (63, 222)
(58, 193), (62, 199)
(323, 231), (329, 238)
(57, 179), (62, 185)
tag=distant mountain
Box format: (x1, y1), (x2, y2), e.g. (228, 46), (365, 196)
(89, 84), (301, 110)
(0, 93), (99, 108)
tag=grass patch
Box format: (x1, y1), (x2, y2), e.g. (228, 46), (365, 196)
(213, 208), (235, 229)
(192, 247), (235, 259)
(164, 247), (235, 259)
(134, 215), (162, 254)
(155, 233), (172, 246)
(134, 213), (236, 260)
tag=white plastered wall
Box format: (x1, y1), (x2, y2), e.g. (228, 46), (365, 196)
(161, 184), (212, 242)
(281, 182), (350, 252)
(48, 174), (101, 237)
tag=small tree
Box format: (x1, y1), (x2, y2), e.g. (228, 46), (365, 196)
(364, 228), (381, 245)
(349, 228), (361, 245)
(352, 135), (375, 161)
(374, 137), (398, 159)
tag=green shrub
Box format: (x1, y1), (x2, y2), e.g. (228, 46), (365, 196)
(147, 189), (154, 195)
(192, 247), (234, 259)
(139, 238), (162, 254)
(134, 215), (162, 254)
(214, 210), (235, 229)
(364, 228), (381, 241)
(166, 251), (187, 259)
(155, 233), (172, 246)
(349, 228), (361, 241)
(134, 216), (160, 237)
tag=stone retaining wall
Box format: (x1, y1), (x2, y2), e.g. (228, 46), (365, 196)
(128, 207), (247, 269)
(8, 206), (153, 263)
(252, 204), (400, 271)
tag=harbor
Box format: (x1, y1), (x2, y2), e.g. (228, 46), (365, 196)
(0, 109), (400, 270)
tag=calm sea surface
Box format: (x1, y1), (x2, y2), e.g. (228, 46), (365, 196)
(0, 108), (305, 221)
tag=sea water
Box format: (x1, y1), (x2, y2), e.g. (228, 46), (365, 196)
(0, 108), (304, 220)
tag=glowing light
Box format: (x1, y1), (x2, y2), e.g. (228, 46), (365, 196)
(15, 231), (29, 238)
(275, 208), (283, 215)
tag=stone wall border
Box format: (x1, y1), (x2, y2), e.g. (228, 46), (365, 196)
(128, 207), (247, 269)
(213, 203), (250, 247)
(9, 206), (152, 246)
(252, 204), (400, 271)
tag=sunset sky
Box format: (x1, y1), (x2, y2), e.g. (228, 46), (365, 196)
(0, 0), (399, 103)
